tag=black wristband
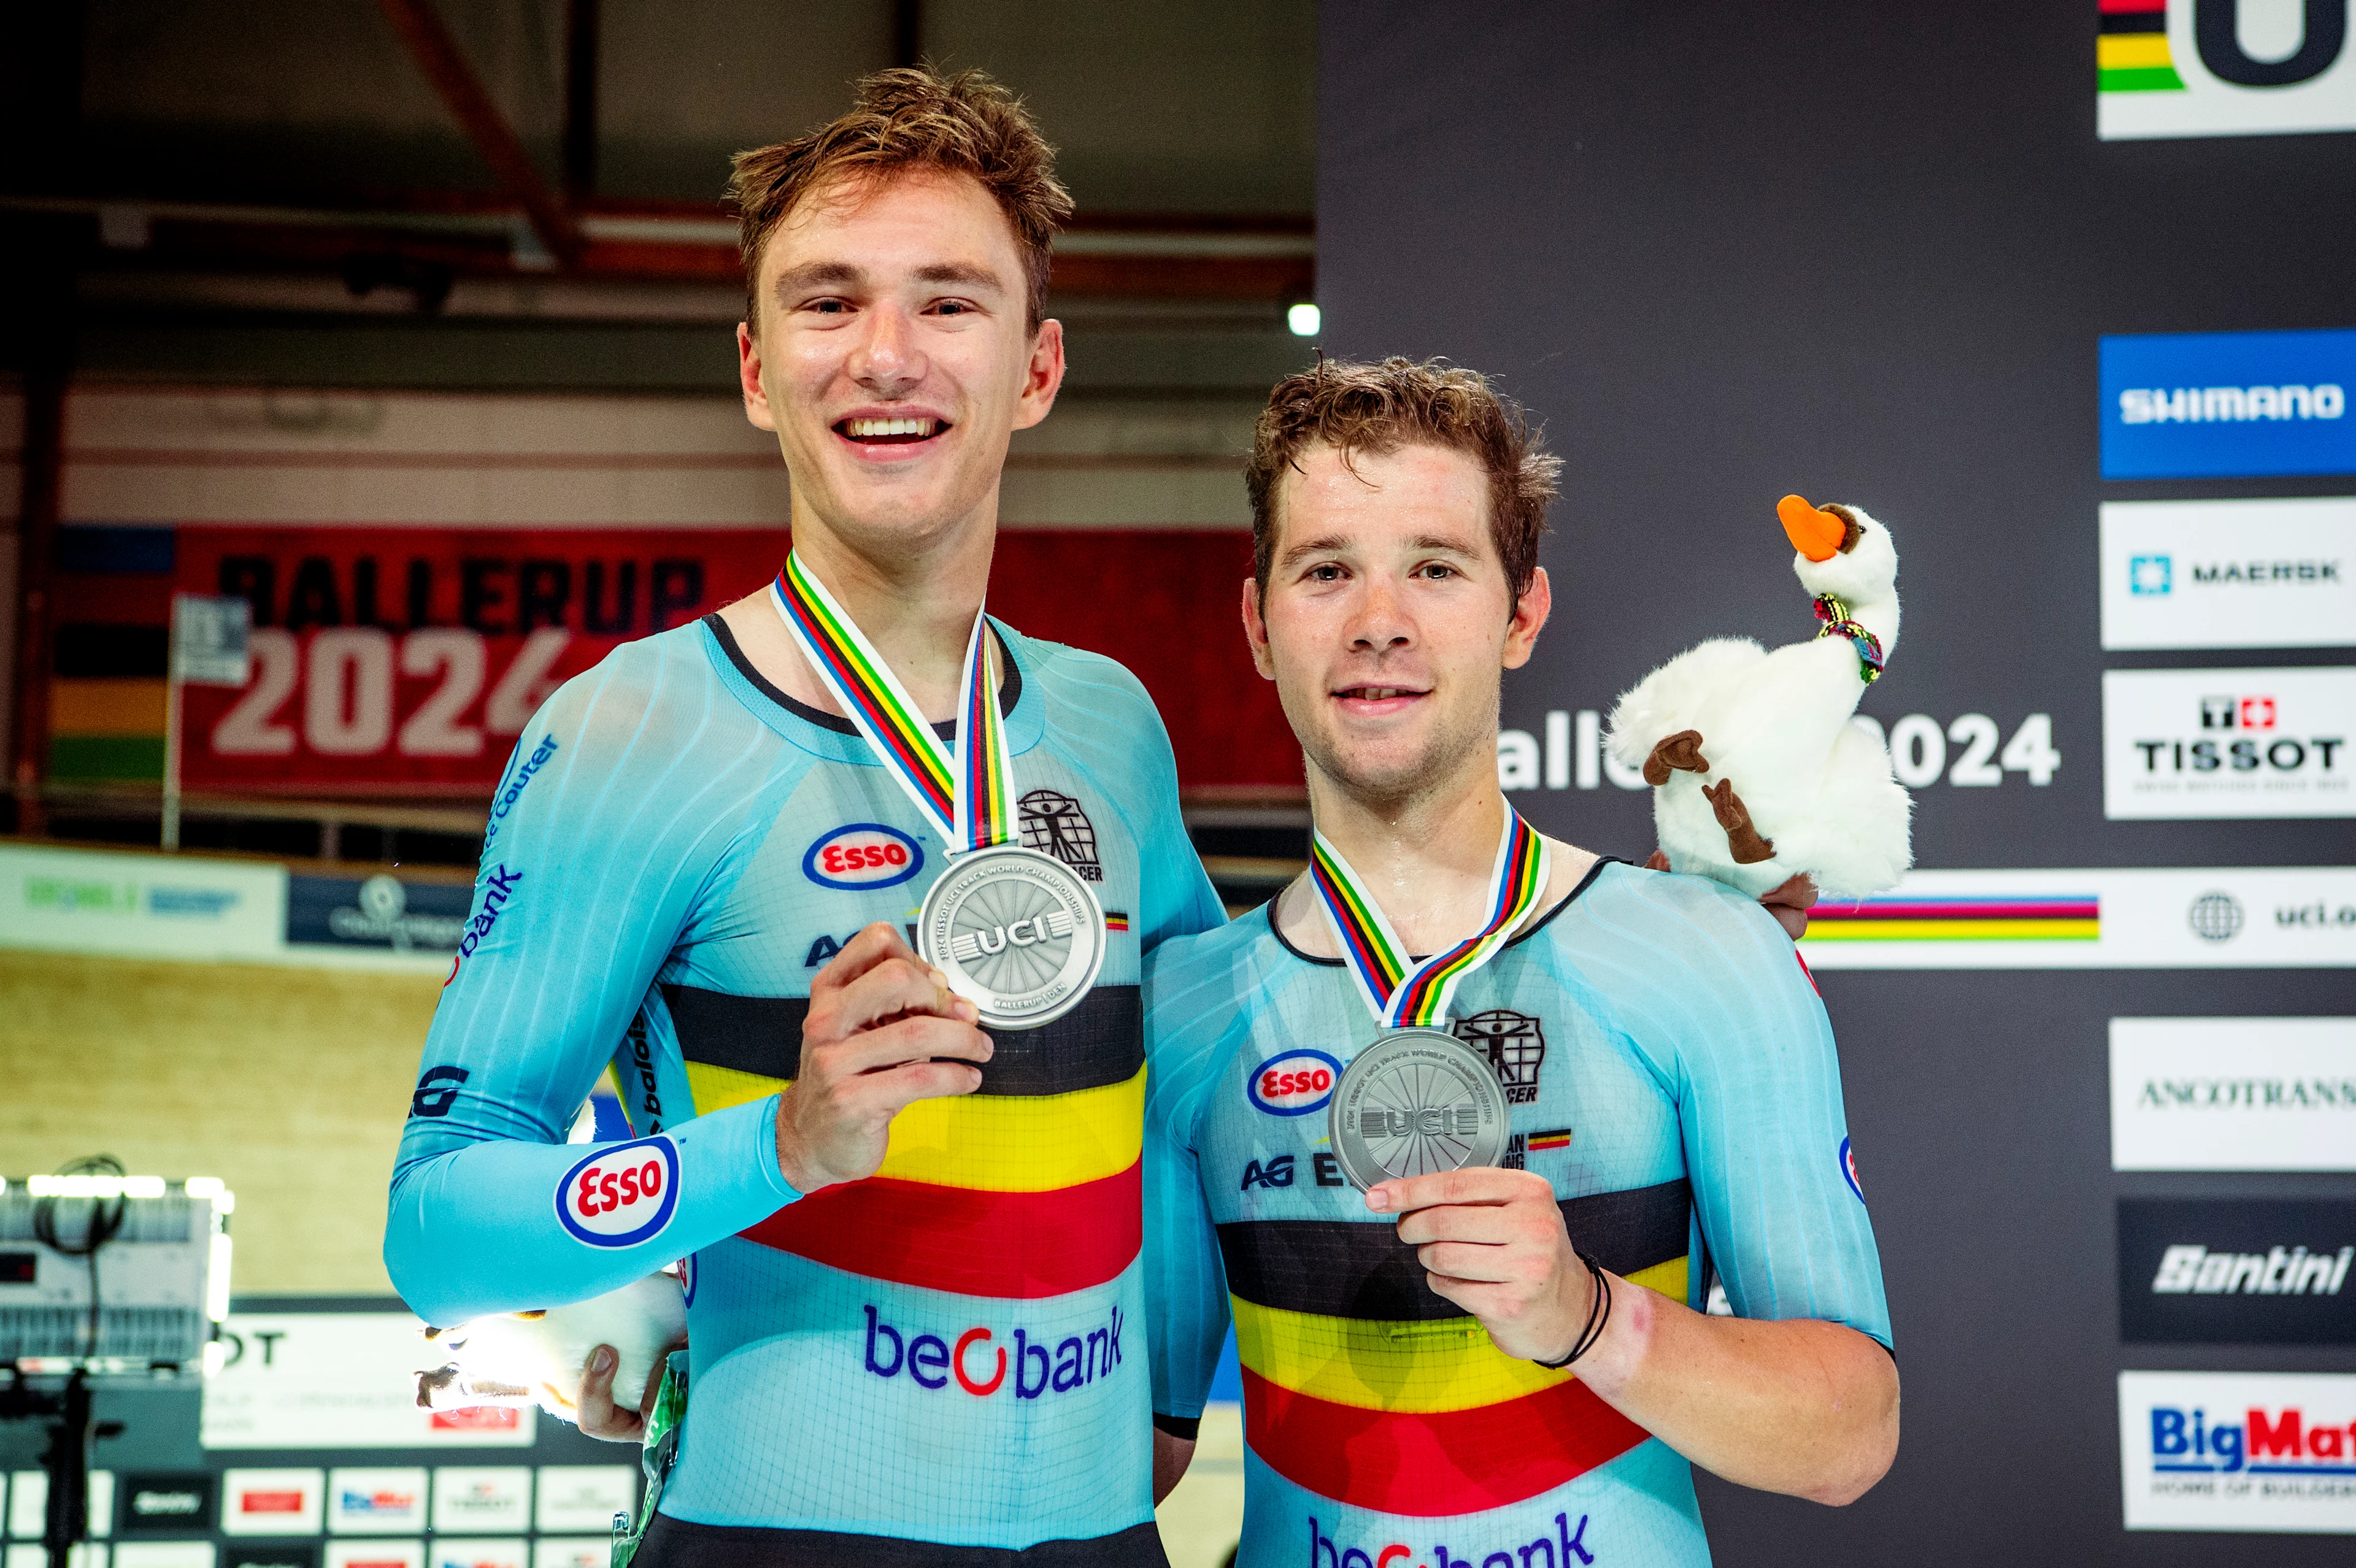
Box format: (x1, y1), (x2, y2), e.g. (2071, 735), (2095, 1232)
(1530, 1251), (1613, 1369)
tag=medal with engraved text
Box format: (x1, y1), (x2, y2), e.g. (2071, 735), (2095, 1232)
(1312, 809), (1549, 1189)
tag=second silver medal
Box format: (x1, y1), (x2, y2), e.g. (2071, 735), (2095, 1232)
(1328, 1027), (1511, 1191)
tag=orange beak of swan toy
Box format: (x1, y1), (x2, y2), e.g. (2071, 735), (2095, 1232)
(1778, 494), (1847, 562)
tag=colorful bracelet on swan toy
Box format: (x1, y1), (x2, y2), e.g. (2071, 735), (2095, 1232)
(1812, 593), (1885, 683)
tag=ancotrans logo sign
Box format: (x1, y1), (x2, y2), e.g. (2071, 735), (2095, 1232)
(2120, 1371), (2356, 1532)
(2120, 1198), (2356, 1344)
(2100, 498), (2356, 652)
(2102, 329), (2356, 480)
(2111, 1018), (2356, 1171)
(2103, 667), (2352, 819)
(2100, 1), (2356, 140)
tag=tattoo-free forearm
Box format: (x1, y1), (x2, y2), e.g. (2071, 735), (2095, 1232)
(1573, 1281), (1898, 1505)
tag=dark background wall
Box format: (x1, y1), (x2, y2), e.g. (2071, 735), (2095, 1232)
(1319, 4), (2351, 1564)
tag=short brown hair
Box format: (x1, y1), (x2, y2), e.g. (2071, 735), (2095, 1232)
(727, 66), (1073, 335)
(1246, 356), (1561, 605)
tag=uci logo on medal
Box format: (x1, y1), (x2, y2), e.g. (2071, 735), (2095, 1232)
(804, 823), (925, 890)
(556, 1136), (679, 1248)
(1247, 1049), (1342, 1116)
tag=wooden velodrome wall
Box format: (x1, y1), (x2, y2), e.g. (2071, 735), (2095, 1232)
(2, 947), (438, 1295)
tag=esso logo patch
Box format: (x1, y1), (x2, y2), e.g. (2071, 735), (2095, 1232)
(1248, 1050), (1342, 1116)
(556, 1136), (680, 1248)
(803, 823), (925, 891)
(1839, 1136), (1865, 1202)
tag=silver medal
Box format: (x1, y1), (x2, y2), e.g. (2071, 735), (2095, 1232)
(918, 842), (1106, 1031)
(1328, 1027), (1511, 1190)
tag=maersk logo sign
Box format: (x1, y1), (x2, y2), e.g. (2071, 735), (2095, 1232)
(2100, 1), (2356, 140)
(2102, 498), (2354, 650)
(2120, 1371), (2356, 1532)
(2112, 1018), (2356, 1171)
(2103, 329), (2356, 479)
(2103, 667), (2353, 819)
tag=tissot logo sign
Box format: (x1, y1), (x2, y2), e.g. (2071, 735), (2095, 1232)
(2120, 1370), (2356, 1532)
(2103, 667), (2353, 818)
(2120, 1198), (2356, 1343)
(2100, 498), (2355, 650)
(2112, 1017), (2356, 1170)
(2101, 328), (2356, 479)
(2100, 2), (2356, 140)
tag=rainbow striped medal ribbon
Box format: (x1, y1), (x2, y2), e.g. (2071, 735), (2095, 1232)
(771, 551), (1104, 1030)
(1314, 807), (1549, 1189)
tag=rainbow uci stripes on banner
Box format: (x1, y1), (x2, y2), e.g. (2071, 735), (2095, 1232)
(2099, 1), (2184, 94)
(1807, 892), (2100, 942)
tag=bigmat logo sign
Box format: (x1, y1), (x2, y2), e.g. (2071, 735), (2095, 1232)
(2101, 328), (2355, 480)
(2104, 667), (2353, 819)
(2100, 497), (2354, 651)
(2120, 1371), (2356, 1532)
(2112, 1017), (2356, 1170)
(2120, 1197), (2356, 1343)
(2100, 1), (2356, 140)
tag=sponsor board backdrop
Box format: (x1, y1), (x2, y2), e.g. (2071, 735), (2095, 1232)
(1322, 2), (2351, 1561)
(0, 1302), (631, 1568)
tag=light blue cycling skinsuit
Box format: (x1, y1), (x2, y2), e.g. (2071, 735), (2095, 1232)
(1143, 859), (1892, 1568)
(385, 611), (1222, 1565)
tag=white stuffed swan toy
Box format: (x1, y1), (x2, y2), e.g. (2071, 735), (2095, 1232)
(1605, 495), (1912, 902)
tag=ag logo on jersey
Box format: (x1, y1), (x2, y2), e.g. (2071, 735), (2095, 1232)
(556, 1136), (680, 1248)
(804, 823), (925, 891)
(1248, 1050), (1342, 1116)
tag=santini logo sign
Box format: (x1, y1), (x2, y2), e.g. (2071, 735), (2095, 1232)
(2102, 328), (2356, 480)
(2100, 1), (2356, 140)
(2121, 1198), (2356, 1344)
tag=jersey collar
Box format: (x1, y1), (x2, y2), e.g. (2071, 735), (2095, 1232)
(701, 611), (1045, 766)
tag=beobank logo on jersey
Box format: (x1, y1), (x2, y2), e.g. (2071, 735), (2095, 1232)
(803, 823), (925, 891)
(555, 1136), (679, 1248)
(1249, 1050), (1342, 1116)
(1307, 1511), (1596, 1568)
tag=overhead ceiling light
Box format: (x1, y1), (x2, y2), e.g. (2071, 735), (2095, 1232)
(1287, 302), (1321, 337)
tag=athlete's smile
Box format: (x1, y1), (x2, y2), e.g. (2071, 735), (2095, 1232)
(831, 405), (953, 461)
(1331, 680), (1431, 718)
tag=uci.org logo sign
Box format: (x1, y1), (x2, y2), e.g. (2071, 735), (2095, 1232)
(2102, 328), (2355, 480)
(803, 823), (924, 891)
(2099, 1), (2356, 139)
(1248, 1049), (1342, 1116)
(555, 1136), (679, 1248)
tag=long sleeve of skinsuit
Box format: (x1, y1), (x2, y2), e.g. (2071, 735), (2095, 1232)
(384, 626), (804, 1328)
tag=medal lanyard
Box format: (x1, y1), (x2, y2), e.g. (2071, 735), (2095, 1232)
(1309, 805), (1550, 1028)
(770, 550), (1014, 854)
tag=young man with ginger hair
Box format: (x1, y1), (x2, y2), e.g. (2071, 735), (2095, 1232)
(386, 67), (1220, 1566)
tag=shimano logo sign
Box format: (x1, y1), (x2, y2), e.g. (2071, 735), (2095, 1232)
(2103, 329), (2356, 481)
(2119, 384), (2345, 424)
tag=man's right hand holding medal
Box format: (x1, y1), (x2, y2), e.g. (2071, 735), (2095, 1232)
(775, 921), (994, 1192)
